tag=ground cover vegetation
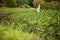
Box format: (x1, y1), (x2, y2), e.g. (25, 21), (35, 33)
(0, 8), (60, 40)
(0, 0), (60, 40)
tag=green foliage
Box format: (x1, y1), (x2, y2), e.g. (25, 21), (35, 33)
(19, 0), (30, 6)
(4, 0), (17, 7)
(45, 0), (60, 2)
(0, 26), (35, 40)
(41, 2), (60, 9)
(0, 8), (60, 40)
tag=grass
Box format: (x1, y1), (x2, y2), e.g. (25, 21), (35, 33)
(0, 26), (36, 40)
(0, 8), (60, 40)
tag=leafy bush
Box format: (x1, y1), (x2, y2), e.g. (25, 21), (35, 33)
(45, 0), (60, 2)
(41, 1), (60, 9)
(47, 1), (60, 9)
(18, 0), (30, 7)
(4, 0), (17, 7)
(0, 8), (60, 40)
(9, 9), (60, 40)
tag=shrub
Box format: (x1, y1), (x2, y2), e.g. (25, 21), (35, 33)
(0, 8), (60, 40)
(45, 0), (60, 2)
(18, 0), (30, 7)
(4, 0), (17, 7)
(9, 9), (60, 40)
(41, 1), (60, 9)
